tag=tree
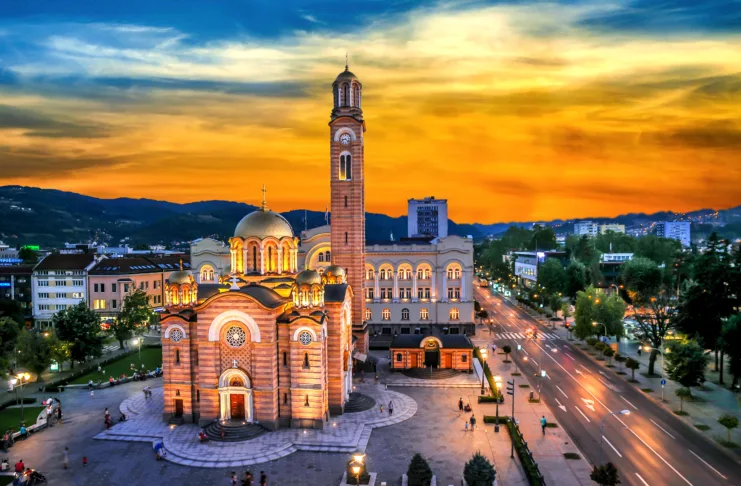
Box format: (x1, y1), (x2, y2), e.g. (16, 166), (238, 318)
(595, 232), (637, 254)
(17, 329), (55, 378)
(675, 387), (691, 413)
(622, 257), (673, 376)
(603, 347), (615, 365)
(596, 293), (627, 340)
(502, 345), (512, 361)
(50, 337), (71, 372)
(53, 301), (104, 368)
(112, 289), (155, 349)
(718, 414), (739, 443)
(406, 453), (433, 486)
(625, 357), (640, 381)
(528, 226), (557, 251)
(573, 287), (599, 340)
(0, 316), (21, 376)
(635, 235), (682, 267)
(18, 247), (38, 264)
(665, 340), (710, 397)
(537, 258), (565, 295)
(477, 309), (489, 324)
(0, 300), (25, 330)
(721, 314), (741, 389)
(463, 451), (496, 486)
(590, 462), (621, 486)
(564, 260), (588, 298)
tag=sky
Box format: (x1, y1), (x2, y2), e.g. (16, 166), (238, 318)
(0, 0), (740, 224)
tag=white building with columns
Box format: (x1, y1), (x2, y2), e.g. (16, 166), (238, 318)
(299, 225), (475, 339)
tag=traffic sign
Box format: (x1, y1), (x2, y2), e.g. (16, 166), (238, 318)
(660, 379), (666, 386)
(600, 336), (608, 343)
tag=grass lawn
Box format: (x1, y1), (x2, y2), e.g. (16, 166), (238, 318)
(68, 347), (162, 385)
(0, 406), (45, 431)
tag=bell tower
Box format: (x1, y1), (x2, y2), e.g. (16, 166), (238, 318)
(329, 61), (368, 353)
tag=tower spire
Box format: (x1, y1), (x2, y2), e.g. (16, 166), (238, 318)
(345, 52), (348, 70)
(261, 184), (268, 211)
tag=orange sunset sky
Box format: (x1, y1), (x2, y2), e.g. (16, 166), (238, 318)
(1, 1), (740, 223)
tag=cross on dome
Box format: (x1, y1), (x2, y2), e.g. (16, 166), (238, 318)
(261, 184), (268, 211)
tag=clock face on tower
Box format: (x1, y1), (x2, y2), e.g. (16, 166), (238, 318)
(339, 133), (351, 145)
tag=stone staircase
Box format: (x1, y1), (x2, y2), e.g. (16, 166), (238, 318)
(402, 368), (461, 380)
(203, 421), (269, 442)
(343, 392), (376, 413)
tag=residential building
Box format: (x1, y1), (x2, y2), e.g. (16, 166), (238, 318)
(0, 242), (21, 267)
(601, 253), (634, 263)
(656, 221), (691, 247)
(574, 221), (598, 237)
(87, 256), (190, 324)
(32, 253), (100, 328)
(0, 265), (34, 326)
(408, 197), (448, 238)
(510, 251), (568, 289)
(599, 224), (626, 234)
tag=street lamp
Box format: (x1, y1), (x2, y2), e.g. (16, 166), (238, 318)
(351, 465), (361, 486)
(599, 410), (631, 465)
(138, 337), (143, 362)
(480, 348), (488, 395)
(494, 375), (502, 432)
(13, 373), (30, 425)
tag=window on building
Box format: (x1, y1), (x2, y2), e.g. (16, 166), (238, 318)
(284, 393), (288, 405)
(197, 389), (200, 402)
(94, 283), (99, 292)
(38, 280), (49, 287)
(450, 308), (460, 320)
(101, 283), (106, 292)
(339, 154), (352, 181)
(364, 308), (372, 321)
(345, 232), (348, 245)
(420, 308), (429, 320)
(396, 353), (402, 362)
(382, 308), (391, 320)
(365, 288), (374, 300)
(38, 293), (49, 299)
(325, 251), (330, 261)
(123, 284), (129, 293)
(112, 300), (117, 309)
(366, 269), (374, 280)
(94, 299), (106, 310)
(73, 280), (83, 286)
(175, 349), (180, 364)
(194, 351), (199, 365)
(344, 195), (348, 207)
(318, 253), (324, 263)
(303, 353), (310, 369)
(382, 327), (392, 335)
(72, 292), (84, 299)
(462, 354), (467, 363)
(447, 267), (461, 280)
(283, 351), (287, 366)
(112, 283), (117, 293)
(401, 308), (409, 320)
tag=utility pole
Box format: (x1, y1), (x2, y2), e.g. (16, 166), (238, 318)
(506, 379), (515, 458)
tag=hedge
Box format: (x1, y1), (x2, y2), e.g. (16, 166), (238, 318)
(504, 418), (545, 486)
(478, 395), (504, 403)
(474, 348), (503, 401)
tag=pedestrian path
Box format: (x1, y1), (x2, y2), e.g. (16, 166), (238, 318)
(492, 332), (561, 341)
(95, 382), (418, 467)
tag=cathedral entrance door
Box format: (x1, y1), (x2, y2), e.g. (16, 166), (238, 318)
(174, 399), (184, 417)
(230, 394), (245, 420)
(424, 350), (439, 368)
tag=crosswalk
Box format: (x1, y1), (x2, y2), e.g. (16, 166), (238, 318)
(492, 332), (560, 340)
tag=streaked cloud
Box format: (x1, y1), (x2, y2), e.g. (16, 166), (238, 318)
(0, 0), (739, 223)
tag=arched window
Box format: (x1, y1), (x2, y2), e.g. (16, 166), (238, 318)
(343, 83), (350, 106)
(345, 232), (348, 245)
(339, 154), (352, 181)
(333, 86), (338, 107)
(252, 246), (257, 271)
(318, 253), (324, 262)
(420, 308), (429, 320)
(344, 195), (348, 207)
(366, 268), (374, 280)
(284, 393), (288, 405)
(365, 308), (372, 321)
(325, 251), (331, 261)
(229, 376), (244, 387)
(267, 246), (273, 272)
(396, 353), (402, 362)
(175, 349), (180, 364)
(303, 353), (310, 369)
(283, 351), (287, 366)
(447, 264), (461, 280)
(382, 308), (391, 320)
(401, 308), (409, 320)
(353, 85), (360, 107)
(450, 308), (460, 320)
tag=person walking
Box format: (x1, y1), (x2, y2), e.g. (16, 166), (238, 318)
(46, 405), (53, 427)
(470, 415), (476, 431)
(230, 471), (238, 485)
(259, 470), (267, 486)
(388, 400), (394, 416)
(541, 415), (547, 435)
(464, 420), (469, 432)
(458, 397), (464, 412)
(63, 447), (69, 469)
(57, 406), (63, 424)
(242, 471), (254, 486)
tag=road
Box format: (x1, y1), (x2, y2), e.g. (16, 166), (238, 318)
(474, 284), (741, 486)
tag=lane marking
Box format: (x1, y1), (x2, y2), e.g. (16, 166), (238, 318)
(579, 364), (592, 374)
(556, 385), (568, 398)
(603, 436), (622, 457)
(621, 396), (639, 411)
(555, 398), (567, 412)
(575, 406), (591, 423)
(598, 377), (612, 388)
(564, 353), (575, 360)
(530, 340), (694, 486)
(522, 348), (530, 356)
(688, 449), (727, 480)
(581, 398), (595, 412)
(649, 419), (674, 439)
(635, 473), (649, 486)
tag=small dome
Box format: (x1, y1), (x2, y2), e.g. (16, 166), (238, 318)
(335, 68), (359, 84)
(324, 265), (346, 280)
(234, 209), (293, 239)
(168, 270), (193, 285)
(296, 269), (322, 286)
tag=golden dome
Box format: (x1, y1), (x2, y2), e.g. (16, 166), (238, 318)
(324, 265), (346, 280)
(296, 269), (322, 286)
(234, 209), (293, 239)
(168, 270), (193, 285)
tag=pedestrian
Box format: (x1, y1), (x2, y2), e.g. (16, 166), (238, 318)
(90, 389), (94, 399)
(88, 380), (93, 391)
(46, 405), (53, 427)
(470, 415), (476, 431)
(242, 470), (254, 486)
(637, 347), (642, 357)
(388, 400), (394, 416)
(379, 404), (384, 414)
(63, 447), (69, 469)
(374, 374), (379, 384)
(104, 408), (109, 419)
(57, 406), (63, 424)
(98, 365), (101, 373)
(465, 420), (469, 432)
(458, 397), (463, 412)
(260, 471), (267, 486)
(541, 415), (547, 435)
(231, 471), (238, 486)
(82, 456), (88, 466)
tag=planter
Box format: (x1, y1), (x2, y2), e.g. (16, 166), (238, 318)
(402, 474), (437, 486)
(340, 471), (377, 486)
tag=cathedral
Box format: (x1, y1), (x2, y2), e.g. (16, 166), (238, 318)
(160, 64), (368, 429)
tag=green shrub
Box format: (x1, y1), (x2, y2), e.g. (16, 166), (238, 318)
(406, 453), (433, 486)
(478, 396), (502, 403)
(505, 419), (543, 486)
(463, 451), (496, 486)
(586, 337), (598, 346)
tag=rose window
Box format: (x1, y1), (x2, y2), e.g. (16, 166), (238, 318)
(170, 329), (183, 342)
(225, 326), (247, 348)
(299, 331), (312, 346)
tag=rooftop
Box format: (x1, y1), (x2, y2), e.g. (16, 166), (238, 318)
(34, 253), (97, 271)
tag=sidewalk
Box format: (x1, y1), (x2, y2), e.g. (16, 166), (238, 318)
(504, 294), (741, 460)
(471, 323), (593, 486)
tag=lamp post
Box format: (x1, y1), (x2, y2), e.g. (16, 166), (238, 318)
(494, 375), (502, 432)
(349, 450), (365, 486)
(14, 373), (30, 425)
(599, 410), (631, 465)
(480, 348), (488, 396)
(138, 337), (143, 362)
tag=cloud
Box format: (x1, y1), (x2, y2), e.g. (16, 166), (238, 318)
(0, 104), (110, 138)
